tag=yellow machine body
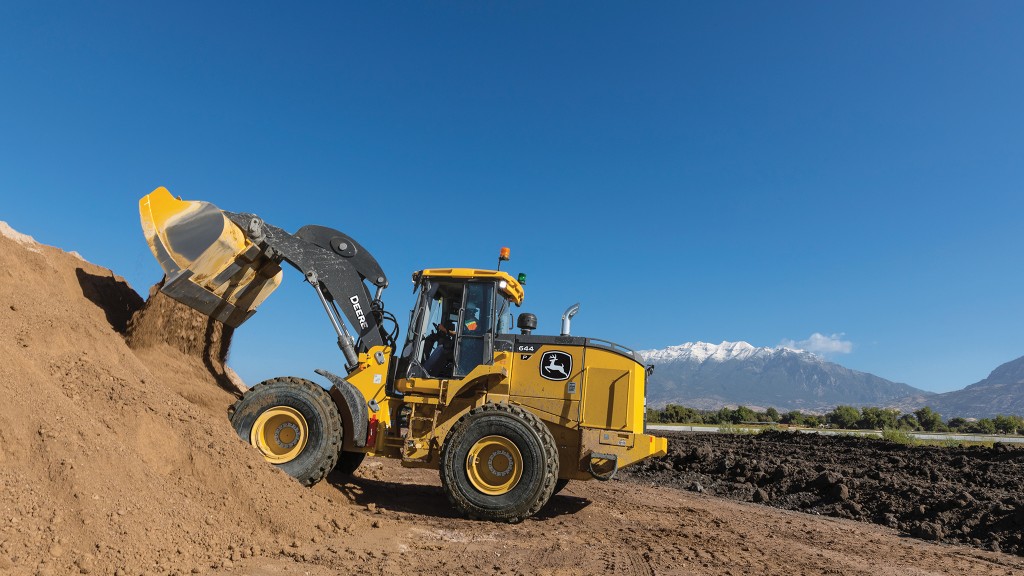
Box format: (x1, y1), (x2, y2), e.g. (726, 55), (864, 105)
(341, 268), (667, 481)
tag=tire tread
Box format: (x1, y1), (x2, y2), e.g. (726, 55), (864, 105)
(440, 401), (559, 522)
(229, 377), (342, 487)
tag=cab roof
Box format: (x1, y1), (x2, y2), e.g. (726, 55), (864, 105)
(413, 268), (524, 305)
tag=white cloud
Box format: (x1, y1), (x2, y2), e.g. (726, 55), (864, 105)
(779, 332), (853, 355)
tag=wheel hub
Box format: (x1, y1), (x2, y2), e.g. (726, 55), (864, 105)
(466, 435), (523, 496)
(250, 406), (309, 464)
(487, 449), (515, 477)
(274, 422), (300, 449)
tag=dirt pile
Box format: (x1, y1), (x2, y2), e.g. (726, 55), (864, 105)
(624, 430), (1024, 555)
(0, 226), (373, 574)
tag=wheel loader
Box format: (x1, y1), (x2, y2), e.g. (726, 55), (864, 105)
(139, 187), (667, 522)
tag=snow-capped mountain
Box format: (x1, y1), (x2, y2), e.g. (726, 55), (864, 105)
(642, 341), (798, 364)
(640, 341), (931, 412)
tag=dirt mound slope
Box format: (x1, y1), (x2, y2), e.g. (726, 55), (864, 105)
(624, 430), (1024, 555)
(0, 229), (374, 574)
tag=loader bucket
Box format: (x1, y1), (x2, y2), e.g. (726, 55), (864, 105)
(139, 187), (283, 327)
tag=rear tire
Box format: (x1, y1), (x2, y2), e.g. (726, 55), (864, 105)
(440, 402), (558, 522)
(229, 377), (342, 486)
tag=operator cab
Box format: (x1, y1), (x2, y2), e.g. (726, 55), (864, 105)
(397, 269), (523, 381)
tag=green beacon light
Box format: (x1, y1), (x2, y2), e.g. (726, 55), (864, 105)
(517, 272), (527, 285)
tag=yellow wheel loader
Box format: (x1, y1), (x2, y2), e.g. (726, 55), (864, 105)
(139, 187), (667, 522)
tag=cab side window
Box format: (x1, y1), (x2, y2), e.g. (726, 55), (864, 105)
(455, 282), (495, 376)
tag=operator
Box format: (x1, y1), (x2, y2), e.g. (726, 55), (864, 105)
(422, 320), (456, 377)
(463, 305), (481, 333)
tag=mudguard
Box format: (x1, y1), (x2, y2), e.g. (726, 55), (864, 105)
(316, 369), (369, 448)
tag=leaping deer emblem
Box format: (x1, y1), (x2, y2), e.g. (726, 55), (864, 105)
(545, 354), (568, 378)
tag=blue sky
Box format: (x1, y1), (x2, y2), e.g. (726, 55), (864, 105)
(1, 2), (1021, 393)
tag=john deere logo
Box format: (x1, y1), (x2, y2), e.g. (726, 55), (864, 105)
(540, 351), (572, 381)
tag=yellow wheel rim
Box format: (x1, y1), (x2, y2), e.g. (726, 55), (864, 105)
(465, 435), (523, 496)
(250, 406), (308, 464)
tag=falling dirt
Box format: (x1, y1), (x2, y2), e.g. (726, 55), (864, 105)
(125, 280), (246, 395)
(1, 222), (1023, 575)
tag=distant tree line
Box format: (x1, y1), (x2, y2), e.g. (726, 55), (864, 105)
(647, 404), (1024, 435)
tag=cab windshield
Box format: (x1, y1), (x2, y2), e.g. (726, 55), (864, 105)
(403, 278), (503, 378)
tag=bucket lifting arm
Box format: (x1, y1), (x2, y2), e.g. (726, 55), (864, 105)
(139, 187), (389, 369)
(224, 211), (388, 363)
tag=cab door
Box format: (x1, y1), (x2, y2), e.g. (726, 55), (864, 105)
(453, 282), (495, 376)
(397, 279), (498, 383)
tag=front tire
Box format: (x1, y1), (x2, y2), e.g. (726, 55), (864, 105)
(440, 402), (559, 522)
(229, 377), (342, 486)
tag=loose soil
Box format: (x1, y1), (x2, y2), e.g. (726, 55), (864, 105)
(623, 430), (1024, 557)
(1, 223), (1023, 575)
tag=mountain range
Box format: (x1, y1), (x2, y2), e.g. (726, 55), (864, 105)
(640, 341), (1024, 418)
(639, 341), (930, 413)
(910, 355), (1024, 419)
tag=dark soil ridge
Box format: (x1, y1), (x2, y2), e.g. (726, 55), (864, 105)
(622, 430), (1024, 555)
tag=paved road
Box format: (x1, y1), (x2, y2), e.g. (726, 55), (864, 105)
(647, 424), (1024, 444)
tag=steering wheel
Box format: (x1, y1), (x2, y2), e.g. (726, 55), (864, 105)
(422, 323), (450, 363)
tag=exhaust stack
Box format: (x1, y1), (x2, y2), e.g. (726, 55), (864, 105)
(560, 303), (580, 336)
